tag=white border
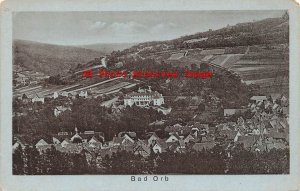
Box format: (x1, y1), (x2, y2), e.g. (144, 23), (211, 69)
(1, 0), (300, 191)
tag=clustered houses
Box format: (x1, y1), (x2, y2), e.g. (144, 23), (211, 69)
(249, 94), (289, 116)
(13, 70), (50, 88)
(13, 128), (105, 153)
(13, 93), (289, 164)
(217, 112), (289, 154)
(124, 87), (164, 107)
(52, 90), (88, 99)
(13, 103), (289, 159)
(224, 94), (289, 118)
(18, 90), (89, 104)
(13, 123), (214, 158)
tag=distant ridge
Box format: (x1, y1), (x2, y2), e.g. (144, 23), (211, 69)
(80, 43), (137, 54)
(13, 40), (104, 75)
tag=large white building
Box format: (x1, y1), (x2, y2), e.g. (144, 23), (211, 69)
(124, 87), (164, 107)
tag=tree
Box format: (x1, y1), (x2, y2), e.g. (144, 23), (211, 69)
(13, 145), (24, 174)
(71, 153), (89, 174)
(23, 146), (40, 175)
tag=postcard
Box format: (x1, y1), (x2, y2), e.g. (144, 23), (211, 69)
(0, 0), (300, 190)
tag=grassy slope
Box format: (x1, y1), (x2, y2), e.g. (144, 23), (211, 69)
(13, 40), (104, 75)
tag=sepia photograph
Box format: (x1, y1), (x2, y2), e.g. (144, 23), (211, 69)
(11, 10), (290, 175)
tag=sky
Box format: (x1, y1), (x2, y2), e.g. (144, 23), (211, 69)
(13, 10), (285, 45)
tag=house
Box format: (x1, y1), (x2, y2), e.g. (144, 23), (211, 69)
(79, 91), (88, 98)
(68, 92), (77, 99)
(13, 136), (36, 149)
(56, 143), (83, 153)
(71, 133), (82, 143)
(15, 76), (29, 85)
(184, 134), (196, 143)
(272, 103), (279, 110)
(13, 139), (27, 151)
(165, 123), (192, 135)
(31, 93), (44, 103)
(121, 134), (135, 145)
(168, 141), (186, 153)
(251, 128), (260, 135)
(115, 62), (124, 68)
(52, 137), (61, 144)
(266, 142), (288, 150)
(135, 139), (148, 147)
(152, 139), (168, 153)
(220, 130), (242, 142)
(59, 91), (69, 97)
(149, 120), (166, 126)
(124, 87), (164, 107)
(192, 141), (216, 151)
(111, 103), (124, 113)
(166, 133), (181, 143)
(118, 131), (136, 139)
(270, 93), (282, 103)
(157, 107), (172, 115)
(224, 109), (237, 117)
(58, 131), (69, 136)
(236, 117), (245, 125)
(269, 119), (285, 129)
(53, 91), (59, 99)
(36, 139), (52, 150)
(282, 107), (289, 116)
(69, 128), (103, 144)
(250, 96), (267, 103)
(133, 143), (151, 157)
(72, 131), (105, 143)
(192, 123), (209, 136)
(109, 134), (135, 147)
(281, 96), (288, 106)
(12, 141), (24, 152)
(84, 131), (95, 135)
(190, 127), (200, 137)
(61, 138), (72, 147)
(265, 132), (288, 142)
(17, 93), (30, 103)
(224, 108), (247, 117)
(148, 132), (160, 145)
(88, 136), (100, 144)
(54, 106), (72, 117)
(88, 136), (102, 148)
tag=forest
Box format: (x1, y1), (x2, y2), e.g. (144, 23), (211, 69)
(13, 144), (289, 175)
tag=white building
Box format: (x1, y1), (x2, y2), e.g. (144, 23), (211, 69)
(53, 91), (59, 99)
(79, 91), (88, 98)
(54, 106), (71, 117)
(32, 93), (45, 103)
(124, 87), (164, 107)
(59, 91), (69, 97)
(250, 96), (267, 103)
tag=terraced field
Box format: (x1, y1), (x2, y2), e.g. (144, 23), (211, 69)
(13, 77), (138, 99)
(163, 44), (288, 95)
(228, 45), (289, 94)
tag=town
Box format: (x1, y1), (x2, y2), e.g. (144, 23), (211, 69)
(12, 84), (289, 174)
